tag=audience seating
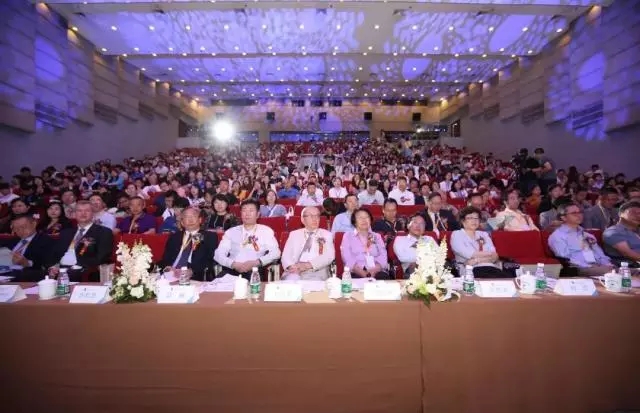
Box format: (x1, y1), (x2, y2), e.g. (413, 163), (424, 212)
(114, 233), (169, 264)
(361, 205), (383, 216)
(397, 205), (425, 216)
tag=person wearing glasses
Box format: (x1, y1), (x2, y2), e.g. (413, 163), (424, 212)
(393, 214), (437, 278)
(340, 208), (390, 279)
(450, 206), (510, 278)
(548, 202), (614, 276)
(281, 206), (335, 280)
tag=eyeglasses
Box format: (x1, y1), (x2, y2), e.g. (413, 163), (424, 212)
(465, 217), (480, 221)
(565, 211), (583, 216)
(302, 214), (321, 218)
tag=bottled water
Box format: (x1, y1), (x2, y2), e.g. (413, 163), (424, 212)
(57, 269), (70, 297)
(462, 265), (475, 296)
(178, 266), (190, 286)
(534, 263), (547, 293)
(620, 262), (632, 293)
(249, 267), (261, 300)
(341, 266), (352, 299)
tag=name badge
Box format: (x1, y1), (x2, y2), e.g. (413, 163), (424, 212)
(475, 280), (517, 298)
(69, 285), (110, 304)
(363, 281), (402, 301)
(553, 278), (597, 296)
(0, 285), (27, 303)
(365, 254), (376, 269)
(264, 283), (303, 302)
(157, 285), (200, 304)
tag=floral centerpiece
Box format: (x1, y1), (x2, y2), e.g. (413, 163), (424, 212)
(110, 242), (156, 303)
(404, 238), (459, 307)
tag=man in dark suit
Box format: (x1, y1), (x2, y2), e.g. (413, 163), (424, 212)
(49, 201), (114, 282)
(414, 183), (431, 206)
(420, 193), (459, 234)
(0, 214), (54, 281)
(159, 207), (218, 281)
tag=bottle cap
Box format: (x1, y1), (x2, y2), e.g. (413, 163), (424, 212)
(252, 267), (258, 271)
(344, 266), (350, 272)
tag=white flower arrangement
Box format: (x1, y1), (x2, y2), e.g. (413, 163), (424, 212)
(110, 242), (157, 303)
(404, 237), (459, 307)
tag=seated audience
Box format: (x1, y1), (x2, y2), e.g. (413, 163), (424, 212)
(159, 206), (218, 281)
(372, 198), (407, 237)
(277, 177), (300, 200)
(49, 201), (114, 282)
(357, 179), (385, 205)
(467, 191), (492, 232)
(582, 187), (619, 231)
(0, 198), (32, 234)
(420, 193), (459, 237)
(328, 177), (348, 199)
(539, 197), (571, 231)
(114, 197), (156, 234)
(388, 177), (415, 205)
(281, 206), (335, 281)
(537, 184), (564, 214)
(296, 182), (324, 206)
(393, 214), (437, 277)
(331, 194), (358, 233)
(603, 201), (640, 266)
(340, 208), (389, 279)
(206, 194), (239, 231)
(0, 182), (18, 205)
(60, 189), (77, 219)
(414, 182), (431, 205)
(548, 202), (614, 276)
(158, 198), (189, 234)
(0, 214), (54, 281)
(259, 190), (287, 218)
(89, 194), (117, 230)
(37, 200), (74, 236)
(450, 206), (510, 278)
(525, 184), (542, 211)
(214, 199), (280, 280)
(493, 189), (538, 231)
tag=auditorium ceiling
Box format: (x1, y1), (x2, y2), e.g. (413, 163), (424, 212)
(48, 0), (612, 104)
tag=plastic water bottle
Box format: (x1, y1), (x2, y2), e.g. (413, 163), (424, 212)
(57, 269), (70, 297)
(535, 263), (547, 293)
(463, 265), (475, 296)
(620, 262), (632, 293)
(249, 267), (261, 300)
(178, 266), (190, 286)
(341, 266), (352, 299)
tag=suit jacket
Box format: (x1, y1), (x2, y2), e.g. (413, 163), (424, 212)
(0, 232), (54, 271)
(414, 195), (429, 205)
(583, 205), (618, 231)
(420, 209), (460, 232)
(159, 230), (218, 281)
(281, 228), (335, 280)
(51, 224), (114, 269)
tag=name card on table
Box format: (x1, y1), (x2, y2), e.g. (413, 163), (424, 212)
(363, 281), (402, 301)
(157, 285), (200, 304)
(70, 286), (110, 304)
(553, 278), (597, 296)
(475, 280), (517, 298)
(0, 285), (26, 303)
(264, 283), (303, 302)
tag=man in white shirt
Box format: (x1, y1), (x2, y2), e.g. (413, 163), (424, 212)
(388, 177), (415, 205)
(281, 206), (335, 280)
(393, 215), (436, 277)
(357, 179), (385, 205)
(331, 194), (358, 233)
(89, 194), (117, 230)
(0, 183), (18, 205)
(214, 199), (281, 280)
(296, 182), (324, 207)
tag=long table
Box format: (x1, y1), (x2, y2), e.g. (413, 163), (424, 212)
(1, 285), (639, 413)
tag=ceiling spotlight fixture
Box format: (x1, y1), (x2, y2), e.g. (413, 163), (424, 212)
(336, 24), (341, 30)
(141, 67), (146, 71)
(374, 24), (380, 29)
(401, 46), (406, 51)
(493, 68), (498, 72)
(155, 79), (160, 82)
(488, 26), (494, 32)
(277, 67), (281, 71)
(195, 68), (200, 72)
(169, 47), (174, 51)
(168, 67), (173, 71)
(101, 47), (107, 52)
(149, 25), (155, 31)
(467, 67), (471, 71)
(364, 93), (368, 97)
(380, 79), (384, 82)
(482, 53), (487, 58)
(182, 52), (187, 56)
(454, 79), (459, 83)
(511, 54), (517, 58)
(331, 67), (335, 71)
(133, 47), (139, 52)
(434, 46), (439, 51)
(522, 26), (528, 32)
(448, 26), (454, 31)
(222, 88), (226, 92)
(304, 66), (308, 71)
(206, 79), (210, 82)
(152, 53), (157, 57)
(255, 78), (259, 82)
(185, 25), (191, 31)
(223, 24), (229, 30)
(262, 24), (267, 29)
(272, 52), (276, 56)
(441, 68), (446, 71)
(528, 50), (533, 54)
(412, 25), (418, 30)
(111, 25), (117, 31)
(181, 79), (185, 83)
(363, 52), (367, 56)
(242, 52), (246, 56)
(412, 67), (416, 71)
(355, 79), (360, 82)
(234, 45), (239, 51)
(71, 26), (78, 32)
(299, 24), (304, 29)
(358, 66), (363, 71)
(368, 46), (373, 50)
(422, 53), (427, 57)
(122, 54), (128, 57)
(346, 93), (349, 97)
(479, 80), (484, 83)
(499, 47), (505, 52)
(211, 52), (216, 56)
(202, 88), (206, 92)
(392, 88), (396, 92)
(268, 45), (273, 50)
(404, 79), (408, 82)
(386, 67), (390, 71)
(251, 93), (255, 96)
(249, 67), (254, 71)
(454, 53), (459, 57)
(393, 52), (398, 56)
(468, 47), (474, 52)
(431, 79), (435, 83)
(332, 52), (337, 56)
(221, 68), (226, 72)
(556, 28), (563, 33)
(308, 93), (311, 96)
(382, 93), (386, 97)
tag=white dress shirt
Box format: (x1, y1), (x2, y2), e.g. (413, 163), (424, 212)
(393, 234), (436, 271)
(296, 193), (324, 207)
(358, 190), (385, 205)
(214, 224), (280, 269)
(0, 193), (19, 205)
(328, 187), (348, 199)
(94, 210), (117, 230)
(60, 223), (93, 266)
(388, 189), (415, 205)
(281, 228), (335, 280)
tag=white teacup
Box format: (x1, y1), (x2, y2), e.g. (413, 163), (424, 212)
(38, 276), (57, 300)
(600, 272), (623, 293)
(515, 272), (537, 295)
(233, 277), (249, 300)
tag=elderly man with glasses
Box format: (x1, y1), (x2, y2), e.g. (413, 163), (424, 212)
(281, 206), (335, 280)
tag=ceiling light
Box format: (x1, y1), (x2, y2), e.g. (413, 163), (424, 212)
(185, 25), (191, 31)
(422, 53), (427, 57)
(133, 47), (139, 52)
(234, 46), (239, 51)
(230, 79), (234, 82)
(270, 93), (274, 97)
(221, 68), (226, 72)
(346, 93), (349, 97)
(299, 24), (304, 29)
(71, 26), (78, 32)
(141, 67), (146, 71)
(358, 66), (363, 71)
(441, 68), (446, 71)
(304, 67), (308, 71)
(420, 94), (424, 97)
(511, 54), (517, 58)
(556, 28), (563, 33)
(305, 79), (309, 82)
(467, 67), (471, 71)
(482, 53), (487, 58)
(528, 50), (533, 54)
(182, 52), (187, 56)
(382, 93), (386, 97)
(522, 27), (528, 32)
(330, 67), (335, 71)
(454, 80), (459, 83)
(499, 48), (505, 52)
(280, 79), (284, 82)
(404, 79), (408, 83)
(431, 79), (435, 83)
(169, 47), (174, 51)
(155, 79), (160, 82)
(374, 24), (380, 29)
(272, 52), (276, 56)
(111, 26), (117, 31)
(468, 47), (474, 52)
(448, 26), (454, 31)
(392, 88), (396, 92)
(149, 25), (155, 31)
(277, 67), (281, 71)
(401, 94), (405, 97)
(206, 79), (210, 82)
(350, 88), (354, 91)
(363, 52), (367, 56)
(479, 80), (484, 83)
(336, 24), (341, 30)
(434, 88), (439, 92)
(380, 79), (384, 82)
(386, 67), (390, 71)
(302, 52), (307, 56)
(413, 88), (417, 92)
(308, 93), (311, 96)
(202, 88), (205, 92)
(214, 93), (217, 97)
(368, 46), (373, 50)
(168, 67), (173, 71)
(412, 67), (416, 71)
(456, 88), (460, 92)
(181, 79), (185, 83)
(371, 88), (375, 91)
(249, 67), (254, 71)
(393, 52), (398, 56)
(242, 52), (246, 56)
(211, 53), (216, 56)
(180, 89), (184, 93)
(101, 48), (107, 52)
(434, 46), (439, 51)
(327, 93), (331, 97)
(268, 45), (273, 50)
(355, 79), (359, 82)
(364, 93), (368, 97)
(401, 46), (406, 51)
(122, 54), (128, 57)
(152, 53), (157, 57)
(332, 52), (337, 56)
(224, 25), (229, 30)
(222, 88), (226, 92)
(195, 68), (200, 71)
(454, 53), (459, 57)
(488, 26), (494, 32)
(493, 68), (498, 72)
(412, 25), (418, 30)
(200, 46), (206, 51)
(255, 79), (259, 82)
(251, 93), (255, 96)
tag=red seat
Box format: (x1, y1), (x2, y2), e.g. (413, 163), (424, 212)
(361, 205), (382, 216)
(279, 198), (297, 207)
(397, 205), (424, 217)
(491, 231), (559, 264)
(287, 216), (329, 231)
(115, 233), (170, 263)
(448, 198), (466, 210)
(258, 217), (287, 233)
(334, 232), (345, 276)
(540, 230), (556, 259)
(388, 231), (407, 279)
(229, 205), (240, 216)
(586, 229), (603, 246)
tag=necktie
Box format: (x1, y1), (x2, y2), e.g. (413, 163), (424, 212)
(14, 239), (29, 255)
(175, 234), (193, 268)
(70, 228), (85, 250)
(301, 232), (314, 253)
